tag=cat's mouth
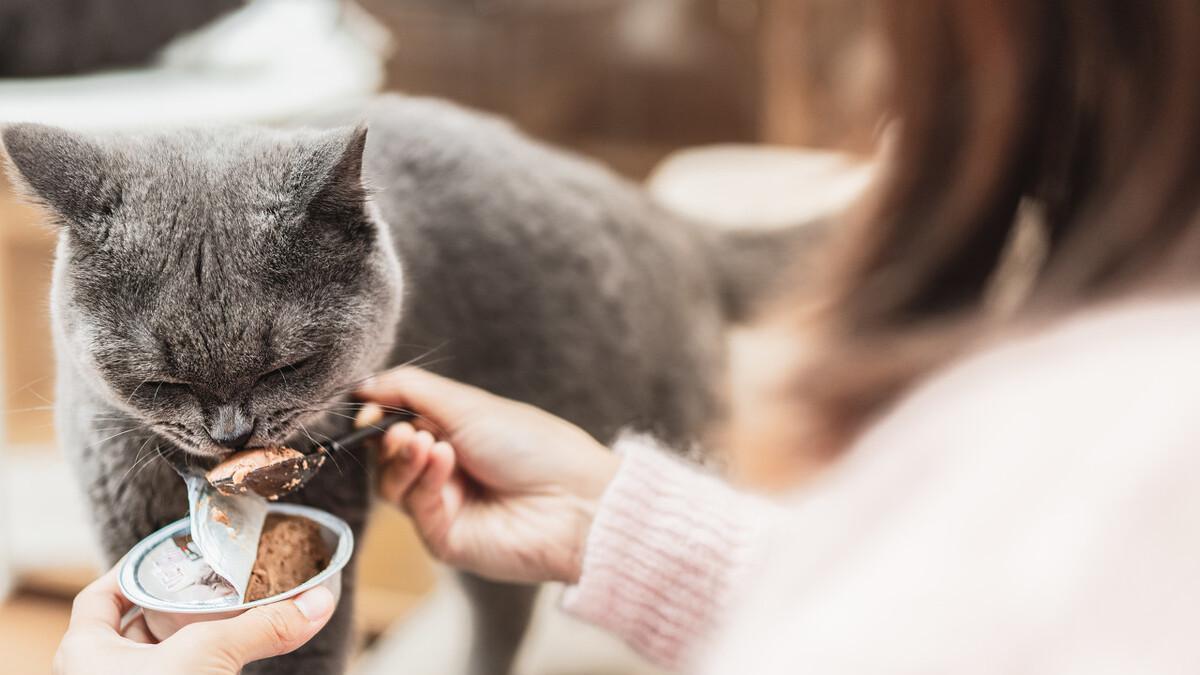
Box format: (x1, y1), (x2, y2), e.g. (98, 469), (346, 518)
(150, 424), (235, 461)
(150, 407), (333, 461)
(151, 424), (283, 462)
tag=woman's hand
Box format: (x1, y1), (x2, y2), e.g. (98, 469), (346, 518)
(53, 566), (335, 675)
(357, 367), (621, 585)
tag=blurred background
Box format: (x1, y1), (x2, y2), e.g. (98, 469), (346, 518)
(0, 0), (878, 672)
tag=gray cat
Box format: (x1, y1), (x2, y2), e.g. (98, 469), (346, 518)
(2, 95), (812, 675)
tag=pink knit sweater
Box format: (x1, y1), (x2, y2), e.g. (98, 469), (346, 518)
(563, 297), (1200, 674)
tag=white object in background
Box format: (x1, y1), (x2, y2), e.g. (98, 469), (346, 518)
(0, 0), (391, 131)
(352, 570), (666, 675)
(646, 144), (876, 229)
(0, 452), (105, 573)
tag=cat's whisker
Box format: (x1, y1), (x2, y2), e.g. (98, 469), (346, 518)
(132, 443), (178, 482)
(136, 446), (175, 478)
(122, 377), (152, 409)
(92, 423), (152, 447)
(138, 442), (184, 481)
(0, 405), (58, 414)
(91, 426), (146, 435)
(299, 421), (342, 474)
(385, 354), (455, 375)
(302, 426), (367, 475)
(398, 341), (449, 367)
(145, 423), (202, 460)
(310, 401), (447, 437)
(8, 375), (54, 398)
(16, 380), (57, 407)
(314, 410), (399, 447)
(292, 401), (434, 436)
(119, 434), (159, 484)
(322, 343), (451, 398)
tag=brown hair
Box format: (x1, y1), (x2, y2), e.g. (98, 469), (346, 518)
(786, 1), (1200, 463)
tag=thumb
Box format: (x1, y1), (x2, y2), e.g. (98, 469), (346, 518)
(170, 585), (336, 667)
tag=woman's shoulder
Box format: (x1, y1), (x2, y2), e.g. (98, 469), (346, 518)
(954, 294), (1200, 401)
(863, 294), (1200, 462)
(745, 299), (1200, 675)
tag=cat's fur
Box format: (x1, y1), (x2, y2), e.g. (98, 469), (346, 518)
(2, 95), (813, 674)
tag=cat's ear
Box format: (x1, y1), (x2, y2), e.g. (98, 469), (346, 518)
(1, 123), (122, 233)
(301, 125), (370, 227)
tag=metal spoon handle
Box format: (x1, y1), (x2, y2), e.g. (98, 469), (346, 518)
(316, 411), (414, 455)
(156, 410), (414, 477)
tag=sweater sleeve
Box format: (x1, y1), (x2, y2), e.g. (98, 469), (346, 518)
(561, 433), (779, 670)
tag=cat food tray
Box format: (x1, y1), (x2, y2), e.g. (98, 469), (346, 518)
(118, 503), (352, 641)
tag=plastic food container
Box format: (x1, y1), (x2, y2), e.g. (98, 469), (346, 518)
(118, 503), (352, 640)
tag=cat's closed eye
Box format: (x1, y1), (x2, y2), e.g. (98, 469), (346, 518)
(256, 356), (317, 386)
(138, 380), (191, 400)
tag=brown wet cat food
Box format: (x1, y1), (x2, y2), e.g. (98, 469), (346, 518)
(206, 446), (325, 499)
(244, 514), (331, 602)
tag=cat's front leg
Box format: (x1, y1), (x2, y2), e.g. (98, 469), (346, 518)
(60, 400), (188, 564)
(243, 418), (371, 675)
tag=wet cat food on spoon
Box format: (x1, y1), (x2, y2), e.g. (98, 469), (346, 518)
(206, 447), (325, 500)
(204, 411), (412, 499)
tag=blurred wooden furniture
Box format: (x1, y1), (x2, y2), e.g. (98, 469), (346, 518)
(760, 0), (882, 153)
(645, 143), (874, 490)
(0, 176), (56, 450)
(358, 0), (763, 178)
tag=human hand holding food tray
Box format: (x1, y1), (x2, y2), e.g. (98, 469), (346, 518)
(118, 413), (409, 637)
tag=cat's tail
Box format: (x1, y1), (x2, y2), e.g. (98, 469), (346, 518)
(714, 219), (829, 323)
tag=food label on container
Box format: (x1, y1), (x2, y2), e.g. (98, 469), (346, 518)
(136, 534), (238, 606)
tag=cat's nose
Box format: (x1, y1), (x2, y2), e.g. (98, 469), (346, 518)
(207, 410), (256, 451)
(212, 426), (254, 451)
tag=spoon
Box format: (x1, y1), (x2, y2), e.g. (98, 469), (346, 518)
(158, 411), (413, 499)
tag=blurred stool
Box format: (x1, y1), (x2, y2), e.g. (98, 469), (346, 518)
(648, 144), (876, 489)
(647, 143), (875, 229)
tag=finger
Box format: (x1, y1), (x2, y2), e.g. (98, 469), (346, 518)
(355, 402), (386, 429)
(441, 455), (467, 518)
(68, 565), (134, 633)
(170, 585), (336, 666)
(121, 611), (156, 644)
(379, 426), (429, 507)
(356, 367), (495, 430)
(404, 440), (458, 550)
(390, 430), (437, 506)
(379, 421), (416, 462)
(411, 430), (436, 457)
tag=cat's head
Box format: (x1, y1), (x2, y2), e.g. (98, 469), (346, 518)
(2, 123), (402, 458)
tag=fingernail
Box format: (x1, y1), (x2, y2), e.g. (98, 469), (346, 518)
(293, 586), (335, 622)
(356, 403), (384, 428)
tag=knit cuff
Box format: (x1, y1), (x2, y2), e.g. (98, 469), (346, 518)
(562, 433), (770, 670)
